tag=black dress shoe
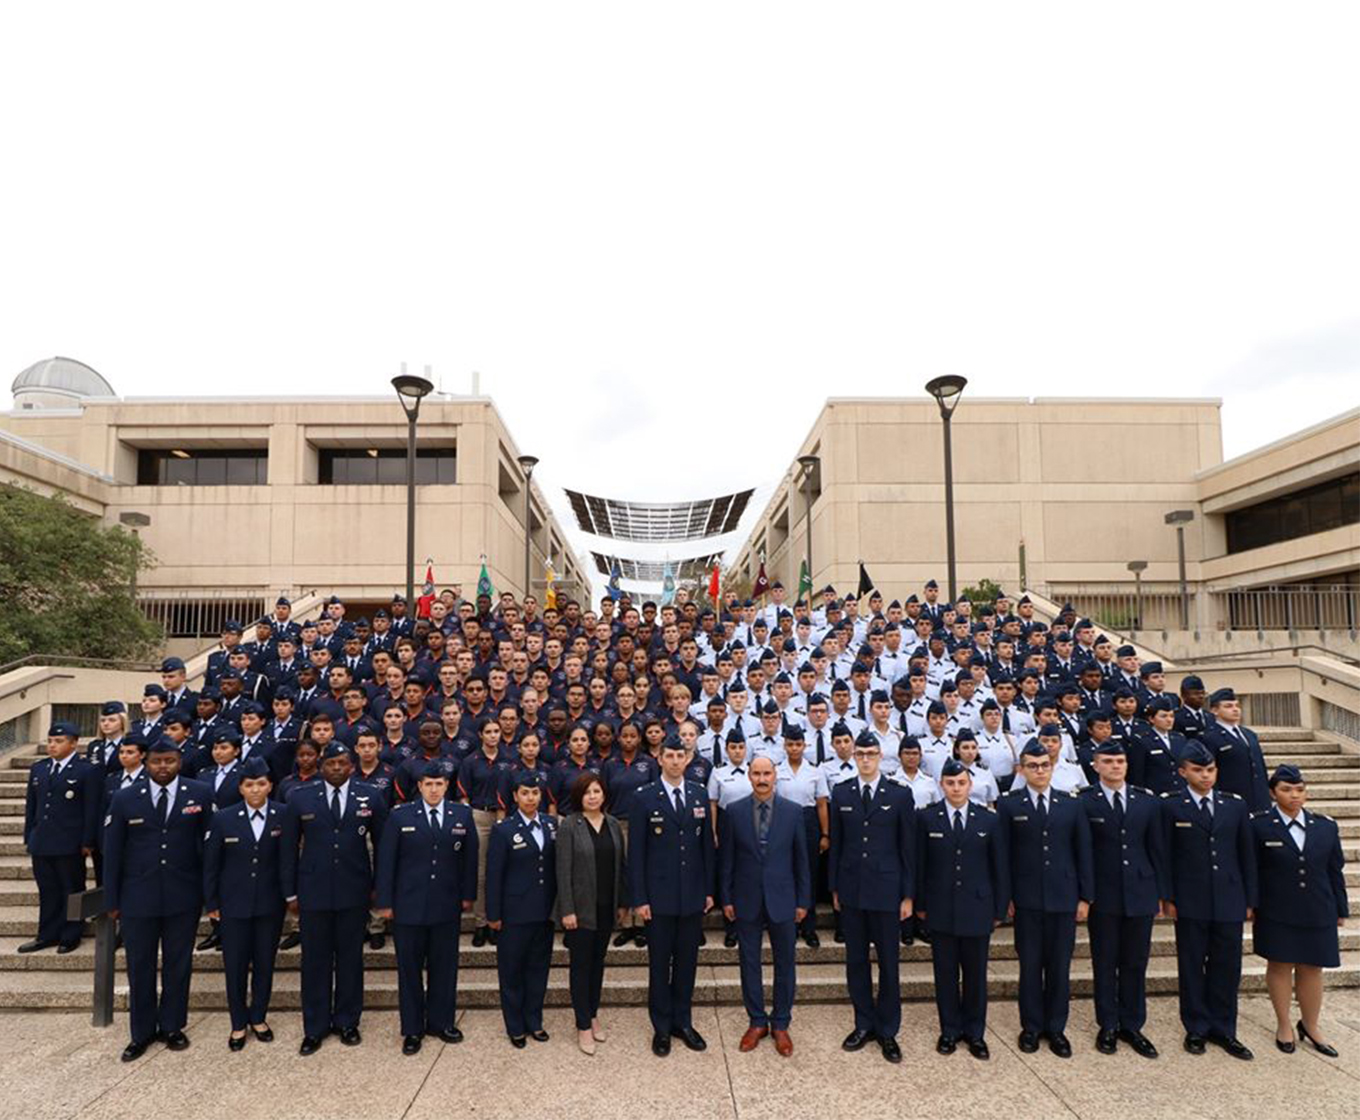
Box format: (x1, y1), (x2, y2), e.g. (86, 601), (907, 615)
(724, 930), (739, 948)
(879, 1036), (902, 1063)
(339, 1027), (362, 1046)
(196, 932), (220, 951)
(900, 931), (915, 947)
(121, 1040), (151, 1062)
(697, 929), (707, 945)
(403, 1035), (422, 1055)
(967, 1037), (990, 1061)
(299, 1035), (323, 1056)
(612, 930), (634, 947)
(164, 1030), (190, 1051)
(17, 939), (56, 954)
(1183, 1034), (1206, 1055)
(368, 933), (386, 951)
(530, 1029), (550, 1042)
(1208, 1034), (1253, 1061)
(472, 927), (488, 947)
(672, 1026), (707, 1051)
(1298, 1020), (1339, 1058)
(1096, 1029), (1118, 1055)
(228, 1034), (247, 1052)
(509, 1035), (527, 1049)
(56, 941), (81, 955)
(804, 930), (821, 948)
(437, 1027), (464, 1044)
(1018, 1030), (1040, 1053)
(1048, 1033), (1072, 1058)
(833, 928), (845, 944)
(1117, 1029), (1158, 1059)
(487, 928), (499, 945)
(250, 1025), (274, 1042)
(279, 931), (301, 951)
(651, 1033), (671, 1057)
(1276, 1036), (1296, 1054)
(633, 930), (647, 947)
(842, 1028), (876, 1051)
(936, 1034), (958, 1055)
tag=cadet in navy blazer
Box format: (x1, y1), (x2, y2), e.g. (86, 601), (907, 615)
(23, 722), (101, 952)
(375, 760), (477, 1052)
(279, 743), (387, 1053)
(203, 757), (286, 1045)
(1127, 697), (1188, 796)
(997, 739), (1094, 1055)
(828, 731), (915, 1060)
(628, 739), (716, 1055)
(1161, 741), (1259, 1058)
(1202, 689), (1269, 812)
(103, 738), (212, 1060)
(916, 759), (1009, 1058)
(486, 771), (558, 1045)
(719, 761), (811, 1044)
(1079, 740), (1166, 1057)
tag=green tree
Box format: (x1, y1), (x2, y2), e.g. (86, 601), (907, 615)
(960, 577), (1004, 608)
(0, 484), (162, 664)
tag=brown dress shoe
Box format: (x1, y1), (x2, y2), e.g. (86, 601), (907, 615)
(772, 1029), (793, 1057)
(739, 1026), (769, 1052)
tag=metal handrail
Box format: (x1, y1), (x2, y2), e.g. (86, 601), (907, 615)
(0, 671), (75, 704)
(1188, 644), (1360, 668)
(0, 654), (158, 676)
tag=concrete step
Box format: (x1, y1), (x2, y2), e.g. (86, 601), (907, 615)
(1261, 755), (1359, 770)
(1, 951), (1355, 1011)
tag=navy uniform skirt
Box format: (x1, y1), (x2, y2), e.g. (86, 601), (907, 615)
(1252, 916), (1340, 968)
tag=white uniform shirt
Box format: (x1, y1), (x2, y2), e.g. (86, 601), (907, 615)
(775, 760), (830, 808)
(707, 764), (752, 810)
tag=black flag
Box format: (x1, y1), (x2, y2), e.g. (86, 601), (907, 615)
(857, 561), (874, 598)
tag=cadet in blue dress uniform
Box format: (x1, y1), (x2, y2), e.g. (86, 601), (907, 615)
(828, 730), (915, 1063)
(22, 721), (101, 953)
(1161, 741), (1258, 1059)
(1079, 740), (1164, 1058)
(628, 737), (716, 1056)
(915, 758), (1008, 1060)
(1128, 697), (1187, 796)
(280, 742), (388, 1055)
(203, 757), (286, 1049)
(997, 738), (1093, 1057)
(375, 760), (478, 1054)
(1251, 764), (1348, 1057)
(103, 736), (212, 1061)
(1202, 687), (1269, 812)
(486, 771), (558, 1046)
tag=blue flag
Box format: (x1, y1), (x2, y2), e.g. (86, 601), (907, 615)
(660, 561), (676, 606)
(607, 559), (622, 600)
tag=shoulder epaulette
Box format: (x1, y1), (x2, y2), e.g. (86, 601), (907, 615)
(1160, 791), (1173, 798)
(1222, 791), (1241, 800)
(1132, 785), (1153, 795)
(1250, 809), (1270, 818)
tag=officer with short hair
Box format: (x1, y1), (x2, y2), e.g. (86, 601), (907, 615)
(1202, 688), (1270, 812)
(375, 760), (478, 1054)
(22, 721), (101, 954)
(103, 736), (212, 1061)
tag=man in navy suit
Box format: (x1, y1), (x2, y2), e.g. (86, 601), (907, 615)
(629, 736), (716, 1057)
(375, 760), (478, 1054)
(103, 736), (212, 1062)
(22, 721), (101, 954)
(280, 741), (387, 1055)
(828, 730), (915, 1063)
(719, 757), (811, 1056)
(203, 757), (286, 1049)
(1202, 688), (1269, 812)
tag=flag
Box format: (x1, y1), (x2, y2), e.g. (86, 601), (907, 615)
(607, 559), (623, 601)
(708, 563), (720, 605)
(798, 557), (813, 599)
(544, 560), (557, 611)
(857, 561), (874, 598)
(752, 556), (770, 599)
(477, 558), (494, 600)
(660, 561), (676, 607)
(416, 559), (436, 619)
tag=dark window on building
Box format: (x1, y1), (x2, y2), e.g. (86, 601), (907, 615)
(317, 448), (457, 485)
(1225, 473), (1359, 554)
(136, 449), (268, 485)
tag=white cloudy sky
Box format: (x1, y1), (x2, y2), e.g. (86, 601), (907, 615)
(3, 3), (1358, 593)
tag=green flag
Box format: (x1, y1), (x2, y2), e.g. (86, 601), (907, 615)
(798, 557), (813, 599)
(477, 560), (494, 600)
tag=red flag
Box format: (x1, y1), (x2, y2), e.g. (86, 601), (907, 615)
(752, 558), (770, 599)
(708, 563), (720, 604)
(416, 560), (436, 619)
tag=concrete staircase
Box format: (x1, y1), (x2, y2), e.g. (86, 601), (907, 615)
(1, 728), (1356, 1011)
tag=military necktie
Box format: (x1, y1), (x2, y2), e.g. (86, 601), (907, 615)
(673, 787), (684, 815)
(1037, 793), (1048, 823)
(816, 730), (826, 764)
(430, 807), (440, 831)
(1199, 797), (1213, 825)
(952, 809), (964, 839)
(861, 783), (872, 814)
(157, 786), (170, 827)
(1113, 790), (1124, 821)
(331, 787), (342, 823)
(758, 800), (771, 852)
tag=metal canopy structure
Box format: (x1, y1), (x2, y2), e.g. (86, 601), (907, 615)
(591, 552), (722, 584)
(564, 488), (754, 542)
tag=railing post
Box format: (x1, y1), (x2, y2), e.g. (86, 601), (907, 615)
(68, 887), (115, 1028)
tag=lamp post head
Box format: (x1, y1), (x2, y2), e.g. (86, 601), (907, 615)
(924, 375), (968, 419)
(517, 455), (539, 477)
(391, 374), (434, 420)
(1163, 510), (1195, 526)
(1126, 560), (1148, 573)
(797, 454), (819, 480)
(119, 511), (151, 529)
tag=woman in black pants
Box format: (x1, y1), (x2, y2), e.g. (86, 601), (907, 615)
(555, 773), (628, 1055)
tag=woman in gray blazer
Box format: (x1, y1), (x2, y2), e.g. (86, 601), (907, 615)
(555, 772), (629, 1054)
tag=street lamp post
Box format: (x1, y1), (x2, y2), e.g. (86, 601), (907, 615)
(797, 454), (819, 596)
(517, 455), (539, 603)
(1126, 560), (1147, 631)
(1164, 510), (1195, 630)
(118, 511), (151, 599)
(392, 372), (435, 608)
(925, 376), (968, 602)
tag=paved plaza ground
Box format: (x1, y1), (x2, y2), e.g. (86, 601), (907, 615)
(5, 991), (1359, 1120)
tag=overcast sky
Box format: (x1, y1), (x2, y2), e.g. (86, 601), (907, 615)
(3, 3), (1358, 593)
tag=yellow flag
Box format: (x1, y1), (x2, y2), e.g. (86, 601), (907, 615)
(544, 560), (557, 610)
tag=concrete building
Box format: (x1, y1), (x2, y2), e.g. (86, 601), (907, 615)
(3, 358), (587, 631)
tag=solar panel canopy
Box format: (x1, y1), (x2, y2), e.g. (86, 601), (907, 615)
(591, 552), (723, 583)
(565, 488), (754, 542)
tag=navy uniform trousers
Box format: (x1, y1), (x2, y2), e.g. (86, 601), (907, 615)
(1088, 911), (1154, 1031)
(33, 854), (86, 945)
(496, 921), (554, 1037)
(393, 921), (462, 1036)
(843, 907), (902, 1037)
(122, 913), (198, 1042)
(300, 908), (367, 1038)
(1013, 909), (1077, 1036)
(1174, 918), (1243, 1037)
(221, 912), (285, 1031)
